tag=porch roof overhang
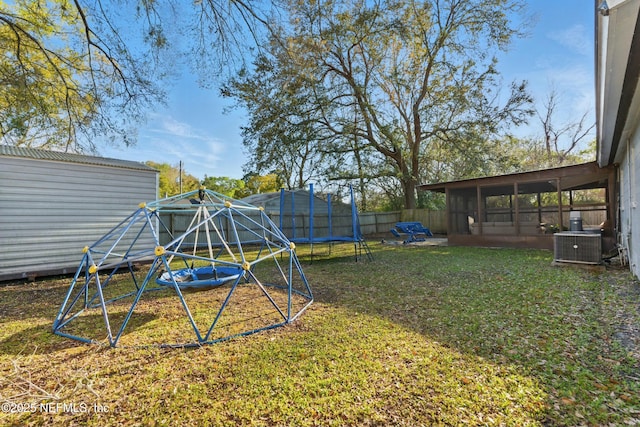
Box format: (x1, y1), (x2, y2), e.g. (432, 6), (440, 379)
(418, 162), (613, 195)
(596, 0), (640, 167)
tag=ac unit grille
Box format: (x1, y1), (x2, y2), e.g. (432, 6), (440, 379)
(554, 232), (602, 264)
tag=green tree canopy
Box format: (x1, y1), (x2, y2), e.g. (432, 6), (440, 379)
(0, 0), (165, 152)
(242, 173), (283, 195)
(201, 176), (246, 198)
(225, 0), (535, 209)
(147, 161), (200, 198)
(0, 0), (275, 152)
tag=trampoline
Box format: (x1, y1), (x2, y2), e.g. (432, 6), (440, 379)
(278, 184), (373, 261)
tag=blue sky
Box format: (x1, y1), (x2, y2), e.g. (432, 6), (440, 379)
(100, 1), (595, 180)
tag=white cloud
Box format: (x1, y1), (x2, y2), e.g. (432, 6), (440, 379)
(151, 115), (224, 148)
(160, 116), (196, 139)
(132, 114), (242, 177)
(95, 110), (244, 179)
(545, 64), (594, 116)
(547, 24), (592, 57)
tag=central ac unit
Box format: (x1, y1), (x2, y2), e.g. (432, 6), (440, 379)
(554, 232), (602, 265)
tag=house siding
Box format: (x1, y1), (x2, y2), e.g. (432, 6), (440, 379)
(0, 150), (158, 281)
(618, 130), (640, 277)
(595, 0), (640, 278)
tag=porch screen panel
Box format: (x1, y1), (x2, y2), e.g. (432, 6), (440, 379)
(448, 189), (477, 235)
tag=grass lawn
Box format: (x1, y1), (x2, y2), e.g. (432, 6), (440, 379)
(1, 242), (639, 426)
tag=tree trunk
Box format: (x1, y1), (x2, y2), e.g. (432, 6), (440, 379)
(402, 178), (417, 210)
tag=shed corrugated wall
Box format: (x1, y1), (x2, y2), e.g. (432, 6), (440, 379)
(0, 147), (158, 281)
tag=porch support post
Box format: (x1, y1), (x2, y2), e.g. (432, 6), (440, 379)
(476, 185), (483, 234)
(514, 182), (520, 234)
(557, 178), (563, 231)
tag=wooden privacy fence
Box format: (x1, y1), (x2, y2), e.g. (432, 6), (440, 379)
(158, 209), (448, 244)
(394, 209), (603, 235)
(359, 211), (401, 235)
(361, 209), (603, 236)
(400, 209), (447, 234)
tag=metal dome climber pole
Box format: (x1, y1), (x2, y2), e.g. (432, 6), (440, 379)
(53, 188), (313, 348)
(278, 184), (373, 261)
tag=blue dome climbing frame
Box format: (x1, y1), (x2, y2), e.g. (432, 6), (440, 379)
(53, 188), (313, 347)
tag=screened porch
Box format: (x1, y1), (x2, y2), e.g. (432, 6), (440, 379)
(418, 162), (617, 251)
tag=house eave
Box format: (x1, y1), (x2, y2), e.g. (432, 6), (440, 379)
(596, 0), (640, 166)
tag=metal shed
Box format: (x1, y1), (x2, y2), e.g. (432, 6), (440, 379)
(0, 146), (158, 281)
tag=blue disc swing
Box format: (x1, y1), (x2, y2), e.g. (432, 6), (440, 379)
(156, 188), (243, 289)
(156, 265), (242, 288)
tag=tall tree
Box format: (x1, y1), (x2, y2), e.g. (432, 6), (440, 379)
(225, 0), (534, 208)
(242, 173), (283, 195)
(536, 88), (595, 166)
(0, 0), (165, 151)
(223, 53), (332, 190)
(0, 0), (275, 152)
